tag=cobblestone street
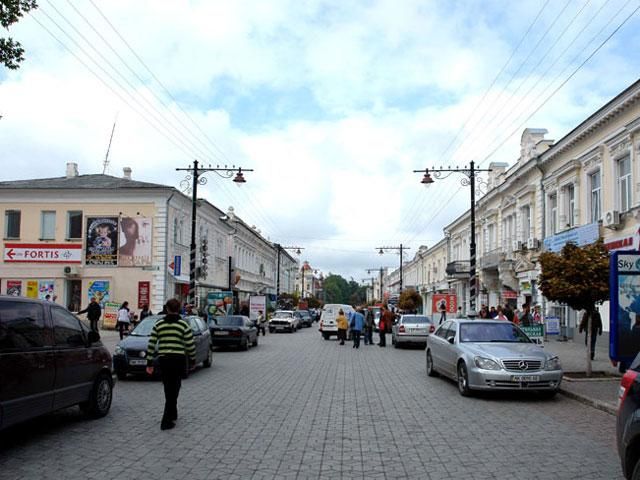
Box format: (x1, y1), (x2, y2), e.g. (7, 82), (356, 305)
(0, 327), (623, 479)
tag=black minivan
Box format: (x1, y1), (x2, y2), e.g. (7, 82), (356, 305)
(0, 296), (114, 430)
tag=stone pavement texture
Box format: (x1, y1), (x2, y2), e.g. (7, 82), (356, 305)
(0, 327), (624, 479)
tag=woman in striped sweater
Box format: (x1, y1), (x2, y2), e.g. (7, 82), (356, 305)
(146, 298), (196, 430)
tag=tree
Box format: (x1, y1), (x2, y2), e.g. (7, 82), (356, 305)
(322, 274), (367, 305)
(539, 240), (609, 376)
(399, 288), (422, 313)
(1, 0), (37, 70)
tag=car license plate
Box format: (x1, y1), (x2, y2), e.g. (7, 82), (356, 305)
(129, 359), (146, 366)
(511, 375), (540, 382)
(214, 331), (229, 335)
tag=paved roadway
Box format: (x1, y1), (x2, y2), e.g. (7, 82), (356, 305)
(0, 326), (623, 479)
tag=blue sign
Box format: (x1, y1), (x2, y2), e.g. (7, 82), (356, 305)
(543, 222), (600, 253)
(544, 316), (560, 335)
(609, 251), (640, 365)
(174, 255), (181, 276)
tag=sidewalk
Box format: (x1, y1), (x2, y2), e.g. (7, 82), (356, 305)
(544, 332), (620, 415)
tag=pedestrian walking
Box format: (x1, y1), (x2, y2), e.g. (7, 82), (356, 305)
(350, 308), (365, 349)
(489, 306), (498, 319)
(364, 308), (375, 345)
(140, 304), (153, 321)
(256, 310), (267, 336)
(379, 305), (394, 347)
(336, 309), (348, 345)
(579, 309), (603, 360)
(78, 296), (102, 333)
(495, 306), (508, 321)
(146, 299), (196, 430)
(515, 304), (533, 327)
(438, 299), (447, 324)
(116, 301), (132, 340)
(503, 304), (515, 322)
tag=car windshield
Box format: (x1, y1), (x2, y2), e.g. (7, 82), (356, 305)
(403, 316), (431, 324)
(213, 316), (244, 326)
(130, 316), (162, 336)
(274, 312), (292, 318)
(459, 322), (531, 343)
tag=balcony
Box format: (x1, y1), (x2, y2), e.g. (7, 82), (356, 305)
(479, 248), (505, 270)
(446, 261), (470, 279)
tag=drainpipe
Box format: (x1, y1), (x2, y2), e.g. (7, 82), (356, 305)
(164, 192), (176, 307)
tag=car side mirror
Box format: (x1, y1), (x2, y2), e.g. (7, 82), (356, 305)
(87, 330), (100, 344)
(447, 336), (455, 345)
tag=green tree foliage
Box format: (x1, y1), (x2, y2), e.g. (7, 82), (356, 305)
(539, 240), (609, 375)
(1, 0), (37, 70)
(276, 292), (298, 310)
(399, 288), (422, 312)
(322, 275), (367, 305)
(305, 295), (322, 309)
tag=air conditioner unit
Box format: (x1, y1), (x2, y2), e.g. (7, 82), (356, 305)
(527, 238), (541, 250)
(63, 266), (81, 277)
(512, 241), (523, 252)
(603, 210), (621, 229)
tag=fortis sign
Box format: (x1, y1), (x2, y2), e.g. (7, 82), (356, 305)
(3, 243), (82, 263)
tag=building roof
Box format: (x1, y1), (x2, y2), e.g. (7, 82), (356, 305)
(0, 174), (170, 190)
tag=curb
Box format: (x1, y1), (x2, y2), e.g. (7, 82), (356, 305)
(559, 387), (617, 416)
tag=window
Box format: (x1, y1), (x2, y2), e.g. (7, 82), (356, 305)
(549, 194), (558, 235)
(566, 184), (575, 227)
(521, 206), (531, 241)
(4, 210), (20, 239)
(590, 171), (602, 222)
(487, 224), (495, 251)
(618, 156), (632, 212)
(67, 211), (82, 239)
(51, 307), (85, 347)
(0, 301), (47, 350)
(41, 211), (56, 240)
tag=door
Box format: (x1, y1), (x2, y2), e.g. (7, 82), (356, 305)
(429, 321), (450, 372)
(441, 322), (459, 378)
(51, 306), (96, 409)
(66, 279), (82, 313)
(0, 300), (55, 428)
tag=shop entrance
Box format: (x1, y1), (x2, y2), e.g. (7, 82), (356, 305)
(66, 279), (82, 311)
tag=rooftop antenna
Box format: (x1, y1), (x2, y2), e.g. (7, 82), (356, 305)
(102, 113), (118, 174)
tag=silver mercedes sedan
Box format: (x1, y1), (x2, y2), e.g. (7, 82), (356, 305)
(426, 319), (562, 397)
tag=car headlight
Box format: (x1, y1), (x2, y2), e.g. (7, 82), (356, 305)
(474, 356), (501, 370)
(545, 356), (561, 371)
(114, 345), (124, 355)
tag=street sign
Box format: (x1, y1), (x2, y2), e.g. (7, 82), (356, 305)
(4, 243), (82, 263)
(174, 255), (181, 276)
(544, 316), (560, 335)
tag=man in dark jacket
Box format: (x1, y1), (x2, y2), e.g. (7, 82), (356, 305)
(579, 309), (603, 360)
(78, 297), (102, 332)
(146, 299), (196, 430)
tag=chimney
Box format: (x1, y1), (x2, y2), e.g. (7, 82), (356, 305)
(487, 162), (508, 190)
(66, 162), (79, 178)
(123, 167), (132, 180)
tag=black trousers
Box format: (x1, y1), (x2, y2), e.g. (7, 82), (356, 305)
(379, 330), (386, 346)
(89, 318), (99, 332)
(257, 324), (266, 336)
(117, 322), (129, 340)
(159, 354), (185, 424)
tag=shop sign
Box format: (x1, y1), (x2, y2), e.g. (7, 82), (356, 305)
(138, 281), (150, 309)
(501, 290), (517, 299)
(4, 243), (82, 263)
(520, 324), (544, 344)
(543, 222), (599, 253)
(545, 316), (560, 335)
(520, 281), (532, 295)
(103, 302), (120, 329)
(605, 227), (640, 252)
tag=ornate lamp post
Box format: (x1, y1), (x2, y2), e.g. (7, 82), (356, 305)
(413, 161), (491, 316)
(176, 160), (253, 307)
(376, 245), (411, 293)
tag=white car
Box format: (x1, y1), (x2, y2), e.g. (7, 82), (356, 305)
(269, 310), (299, 333)
(319, 304), (354, 340)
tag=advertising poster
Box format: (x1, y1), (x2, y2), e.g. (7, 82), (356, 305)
(102, 301), (120, 329)
(207, 291), (234, 318)
(88, 280), (110, 306)
(249, 295), (266, 320)
(138, 281), (150, 309)
(432, 294), (457, 314)
(610, 252), (640, 363)
(6, 280), (21, 296)
(26, 280), (38, 298)
(119, 217), (152, 267)
(38, 280), (55, 300)
(85, 217), (119, 266)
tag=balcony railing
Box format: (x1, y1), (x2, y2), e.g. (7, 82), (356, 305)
(479, 248), (505, 270)
(446, 261), (470, 278)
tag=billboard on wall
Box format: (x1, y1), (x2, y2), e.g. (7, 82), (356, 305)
(432, 294), (457, 314)
(249, 295), (266, 320)
(119, 217), (152, 266)
(88, 280), (110, 307)
(86, 217), (119, 266)
(6, 280), (21, 296)
(609, 251), (640, 364)
(38, 280), (55, 300)
(207, 291), (234, 317)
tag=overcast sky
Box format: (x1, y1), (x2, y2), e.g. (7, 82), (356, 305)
(1, 0), (639, 281)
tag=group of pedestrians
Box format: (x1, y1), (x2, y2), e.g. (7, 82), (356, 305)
(335, 305), (397, 349)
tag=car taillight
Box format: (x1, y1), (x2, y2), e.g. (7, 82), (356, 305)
(399, 325), (405, 333)
(230, 330), (242, 337)
(618, 370), (639, 411)
(429, 324), (435, 333)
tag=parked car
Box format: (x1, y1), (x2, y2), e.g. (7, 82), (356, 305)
(319, 304), (354, 340)
(0, 296), (114, 430)
(617, 352), (640, 479)
(295, 310), (313, 328)
(269, 310), (299, 333)
(113, 314), (212, 379)
(391, 314), (435, 348)
(426, 319), (562, 397)
(209, 315), (258, 350)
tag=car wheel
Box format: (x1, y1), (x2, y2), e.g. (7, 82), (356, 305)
(322, 332), (329, 340)
(203, 349), (212, 368)
(253, 335), (259, 347)
(457, 362), (472, 397)
(426, 350), (438, 377)
(80, 373), (113, 418)
(241, 336), (249, 351)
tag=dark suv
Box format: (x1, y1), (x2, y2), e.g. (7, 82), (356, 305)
(617, 352), (640, 479)
(0, 296), (114, 430)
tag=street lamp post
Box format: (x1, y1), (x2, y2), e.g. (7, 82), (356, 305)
(376, 245), (410, 293)
(366, 267), (389, 303)
(274, 244), (303, 297)
(176, 160), (253, 307)
(413, 160), (491, 316)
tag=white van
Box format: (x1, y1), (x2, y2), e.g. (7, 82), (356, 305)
(319, 304), (354, 340)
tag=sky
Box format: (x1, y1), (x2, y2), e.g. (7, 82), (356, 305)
(1, 0), (640, 282)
